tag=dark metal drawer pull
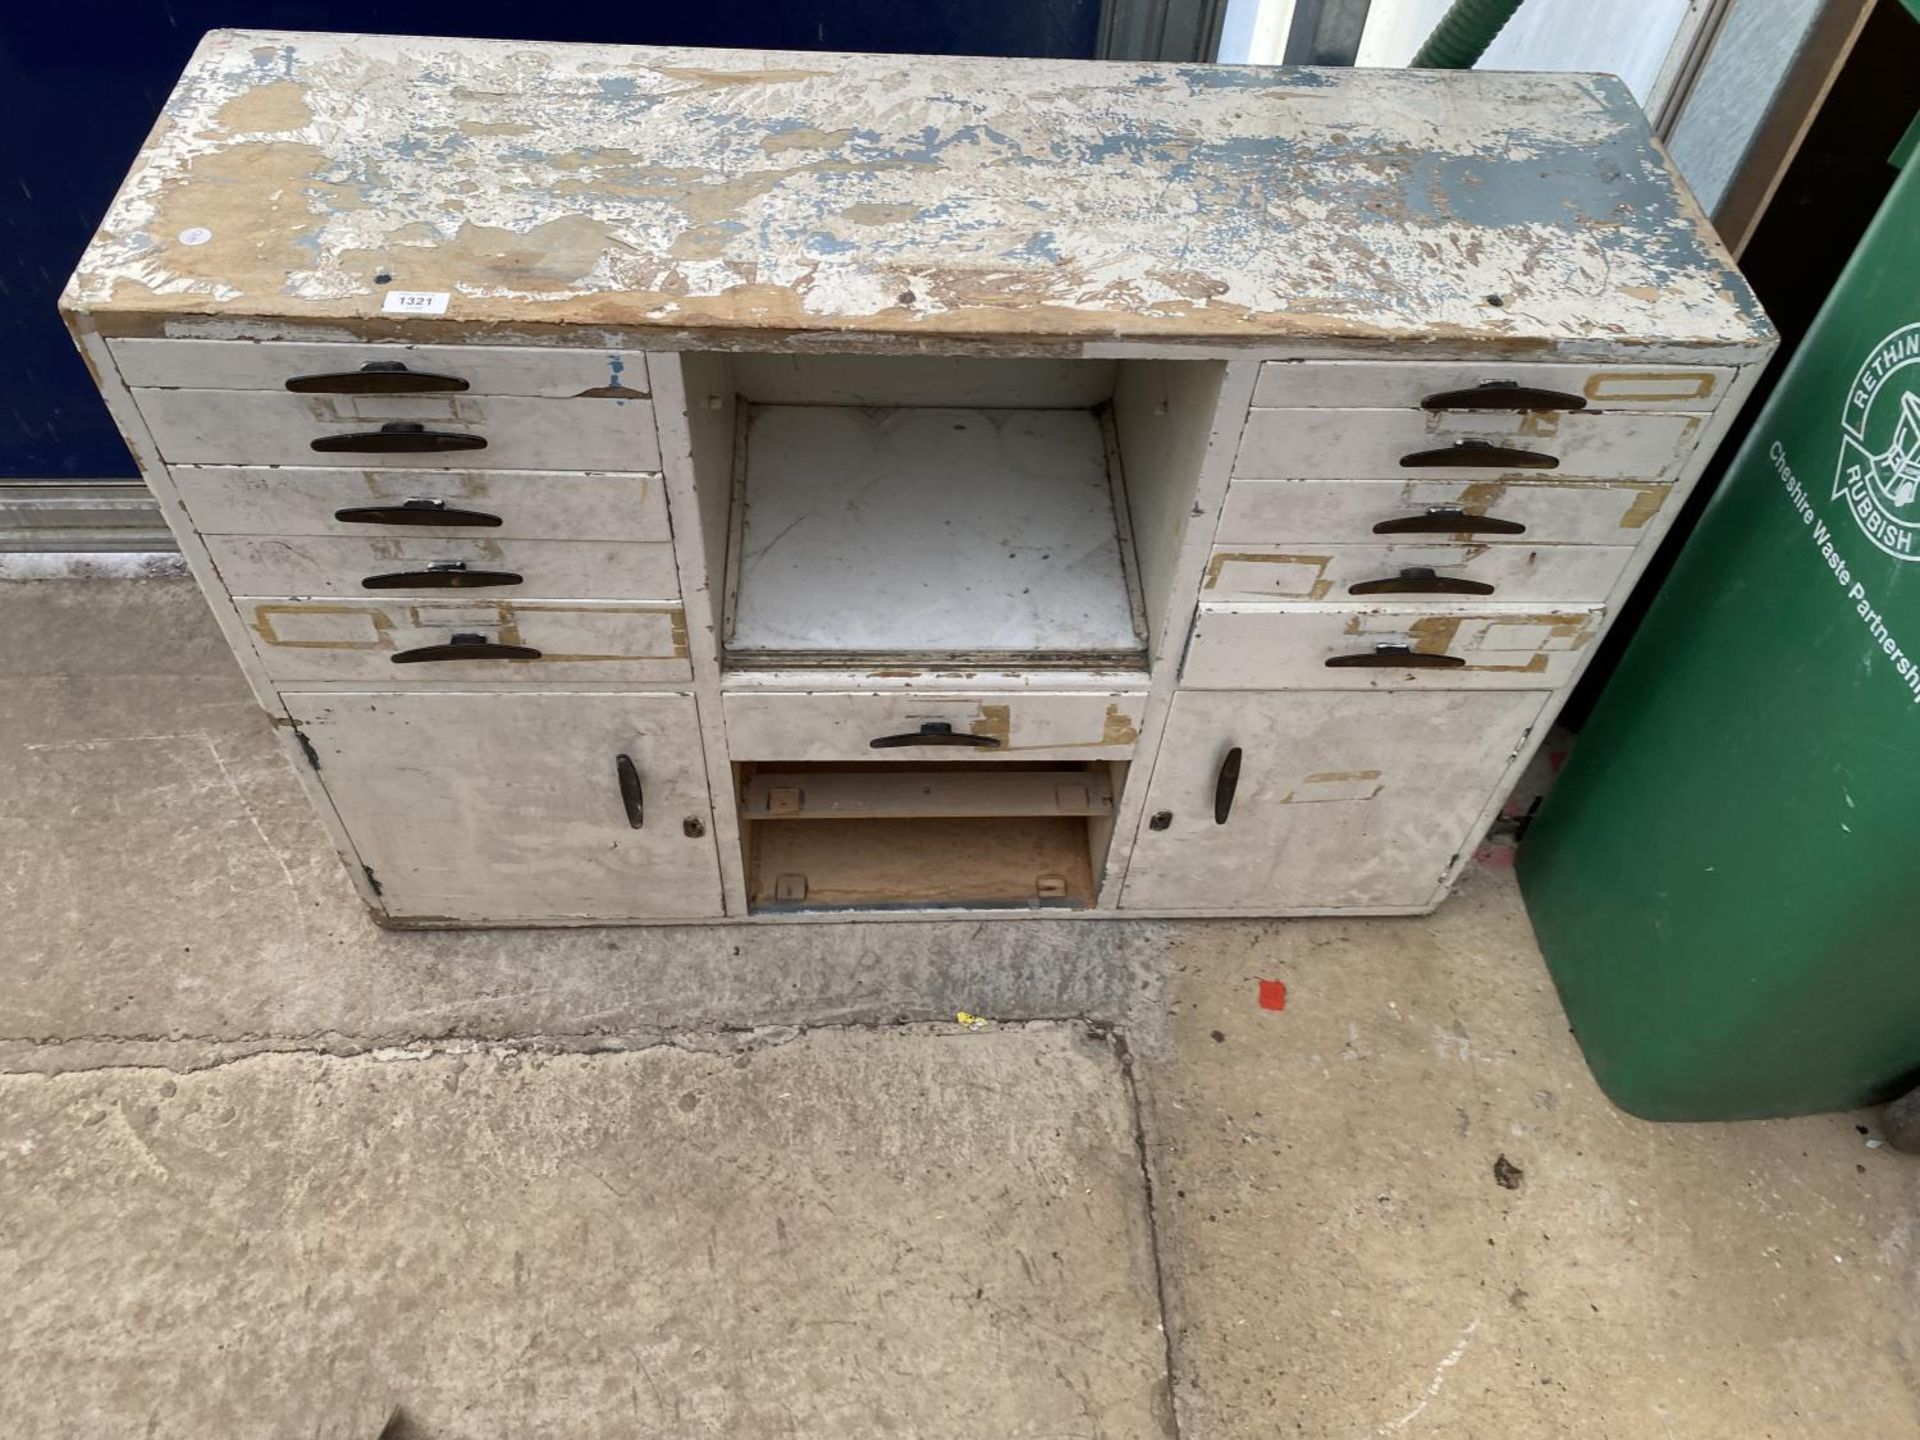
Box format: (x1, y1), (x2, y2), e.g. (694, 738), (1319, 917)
(868, 721), (1001, 750)
(615, 754), (645, 829)
(1399, 441), (1558, 470)
(1349, 567), (1496, 597)
(361, 563), (523, 591)
(1213, 746), (1243, 825)
(333, 499), (504, 528)
(311, 422), (487, 454)
(1421, 382), (1586, 412)
(286, 360), (470, 394)
(1326, 644), (1467, 670)
(1373, 508), (1526, 537)
(390, 632), (541, 665)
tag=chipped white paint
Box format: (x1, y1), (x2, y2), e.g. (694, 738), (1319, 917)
(133, 389), (661, 471)
(63, 30), (1770, 352)
(1121, 693), (1543, 910)
(1233, 407), (1704, 482)
(1180, 603), (1604, 690)
(60, 35), (1776, 926)
(203, 534), (682, 602)
(1216, 477), (1673, 548)
(169, 467), (671, 542)
(285, 691), (723, 920)
(722, 691), (1146, 762)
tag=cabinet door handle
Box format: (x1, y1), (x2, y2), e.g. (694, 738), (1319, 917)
(286, 361), (470, 394)
(1213, 746), (1243, 825)
(333, 500), (504, 528)
(615, 754), (645, 829)
(390, 632), (541, 664)
(1372, 508), (1526, 537)
(868, 721), (1001, 749)
(1420, 383), (1586, 412)
(1348, 567), (1496, 597)
(1399, 441), (1557, 470)
(1325, 643), (1466, 669)
(361, 564), (524, 591)
(311, 422), (487, 454)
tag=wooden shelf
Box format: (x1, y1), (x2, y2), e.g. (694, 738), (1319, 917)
(741, 769), (1115, 821)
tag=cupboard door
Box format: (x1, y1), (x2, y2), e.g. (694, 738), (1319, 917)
(285, 692), (721, 922)
(1120, 690), (1546, 912)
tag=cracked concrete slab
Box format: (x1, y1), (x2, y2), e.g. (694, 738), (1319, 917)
(0, 1024), (1171, 1440)
(0, 579), (1160, 1074)
(1143, 870), (1920, 1440)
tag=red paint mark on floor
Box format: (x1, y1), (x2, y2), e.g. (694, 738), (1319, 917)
(1257, 979), (1287, 1012)
(1476, 842), (1517, 869)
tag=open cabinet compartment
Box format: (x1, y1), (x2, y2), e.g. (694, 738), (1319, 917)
(736, 760), (1128, 913)
(692, 353), (1224, 670)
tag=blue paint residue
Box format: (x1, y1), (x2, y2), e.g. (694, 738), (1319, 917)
(806, 231), (860, 255)
(1004, 230), (1062, 263)
(1173, 65), (1335, 90)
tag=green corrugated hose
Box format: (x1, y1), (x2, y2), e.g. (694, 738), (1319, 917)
(1409, 0), (1528, 69)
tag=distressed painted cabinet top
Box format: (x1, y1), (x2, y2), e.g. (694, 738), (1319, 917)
(65, 29), (1769, 353)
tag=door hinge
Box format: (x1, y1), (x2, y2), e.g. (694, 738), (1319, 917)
(362, 864), (384, 897)
(1508, 724), (1536, 762)
(292, 728), (322, 772)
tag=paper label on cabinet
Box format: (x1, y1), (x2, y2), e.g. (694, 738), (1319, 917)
(381, 290), (450, 316)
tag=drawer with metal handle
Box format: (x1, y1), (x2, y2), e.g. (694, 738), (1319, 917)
(239, 598), (690, 683)
(722, 689), (1147, 762)
(109, 338), (651, 399)
(130, 389), (658, 471)
(1200, 541), (1634, 605)
(1250, 360), (1733, 412)
(1233, 407), (1704, 482)
(1217, 476), (1672, 548)
(169, 467), (670, 543)
(1180, 602), (1603, 690)
(205, 535), (680, 602)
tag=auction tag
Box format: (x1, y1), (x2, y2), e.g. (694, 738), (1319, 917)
(381, 290), (450, 316)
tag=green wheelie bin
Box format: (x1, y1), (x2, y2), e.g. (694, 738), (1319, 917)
(1517, 135), (1920, 1121)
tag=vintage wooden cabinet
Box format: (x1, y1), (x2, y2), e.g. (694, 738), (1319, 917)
(63, 30), (1773, 924)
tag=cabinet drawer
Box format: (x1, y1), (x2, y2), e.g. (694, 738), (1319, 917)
(1217, 477), (1671, 547)
(206, 535), (681, 603)
(1121, 689), (1548, 911)
(1182, 603), (1602, 690)
(722, 690), (1147, 761)
(1250, 360), (1732, 411)
(133, 390), (658, 471)
(110, 339), (650, 398)
(1234, 408), (1702, 482)
(1201, 542), (1633, 605)
(170, 467), (671, 542)
(240, 599), (690, 683)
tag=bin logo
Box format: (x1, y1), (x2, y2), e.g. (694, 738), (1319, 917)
(1836, 322), (1920, 561)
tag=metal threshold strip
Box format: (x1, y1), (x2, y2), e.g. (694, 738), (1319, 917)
(0, 481), (174, 553)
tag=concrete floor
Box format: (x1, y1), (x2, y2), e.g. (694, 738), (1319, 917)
(3, 574), (1916, 1439)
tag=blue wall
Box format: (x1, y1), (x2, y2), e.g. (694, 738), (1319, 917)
(0, 3), (1099, 478)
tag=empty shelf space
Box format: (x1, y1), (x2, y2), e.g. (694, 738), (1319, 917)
(742, 768), (1116, 820)
(746, 817), (1098, 913)
(725, 404), (1147, 666)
